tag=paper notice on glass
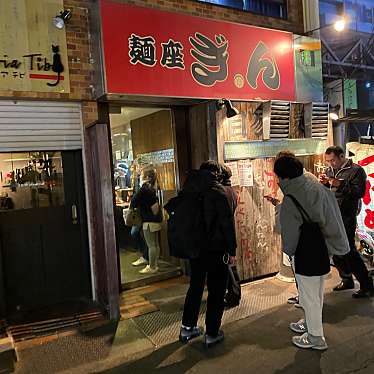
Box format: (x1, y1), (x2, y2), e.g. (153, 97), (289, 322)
(225, 162), (239, 186)
(238, 160), (254, 187)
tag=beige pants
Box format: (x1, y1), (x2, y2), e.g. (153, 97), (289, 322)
(295, 273), (325, 337)
(143, 226), (161, 269)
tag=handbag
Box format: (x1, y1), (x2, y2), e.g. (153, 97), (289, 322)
(151, 201), (163, 223)
(224, 265), (241, 308)
(286, 195), (330, 276)
(124, 207), (142, 227)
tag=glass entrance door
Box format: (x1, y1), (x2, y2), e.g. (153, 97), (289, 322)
(109, 106), (181, 288)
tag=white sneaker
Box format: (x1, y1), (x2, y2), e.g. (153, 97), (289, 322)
(292, 332), (328, 351)
(132, 257), (148, 266)
(139, 265), (158, 274)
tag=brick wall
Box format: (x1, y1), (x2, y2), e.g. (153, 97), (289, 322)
(119, 0), (304, 34)
(0, 0), (98, 126)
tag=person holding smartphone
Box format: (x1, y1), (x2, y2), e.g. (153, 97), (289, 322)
(321, 146), (374, 298)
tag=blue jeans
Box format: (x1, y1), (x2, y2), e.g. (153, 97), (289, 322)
(131, 225), (148, 261)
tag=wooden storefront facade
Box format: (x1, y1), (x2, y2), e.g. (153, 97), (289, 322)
(94, 0), (330, 291)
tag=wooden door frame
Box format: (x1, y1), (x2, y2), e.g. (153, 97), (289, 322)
(0, 242), (6, 318)
(84, 121), (120, 320)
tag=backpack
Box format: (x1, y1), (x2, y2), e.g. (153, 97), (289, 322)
(164, 191), (207, 259)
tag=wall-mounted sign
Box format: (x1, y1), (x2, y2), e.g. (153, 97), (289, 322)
(226, 114), (247, 141)
(225, 162), (240, 186)
(346, 142), (374, 234)
(344, 79), (358, 110)
(293, 35), (323, 103)
(0, 0), (70, 93)
(137, 148), (174, 165)
(238, 160), (254, 187)
(100, 1), (295, 101)
(224, 138), (327, 160)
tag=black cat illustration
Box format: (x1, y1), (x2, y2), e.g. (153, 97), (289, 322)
(47, 45), (64, 87)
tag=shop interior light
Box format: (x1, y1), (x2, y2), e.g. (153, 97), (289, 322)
(216, 99), (239, 118)
(53, 9), (72, 29)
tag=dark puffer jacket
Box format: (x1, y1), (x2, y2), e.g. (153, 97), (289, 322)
(326, 159), (367, 220)
(183, 169), (237, 256)
(131, 183), (161, 223)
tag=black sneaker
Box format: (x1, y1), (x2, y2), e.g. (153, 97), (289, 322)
(352, 289), (374, 299)
(333, 280), (355, 291)
(179, 326), (202, 343)
(204, 330), (224, 348)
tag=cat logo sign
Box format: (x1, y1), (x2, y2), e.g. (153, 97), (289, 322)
(0, 0), (70, 93)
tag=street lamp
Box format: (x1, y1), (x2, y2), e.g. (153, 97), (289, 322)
(333, 18), (346, 32)
(305, 16), (347, 36)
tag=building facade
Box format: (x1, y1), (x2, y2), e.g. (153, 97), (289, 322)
(1, 0), (329, 324)
(0, 0), (105, 322)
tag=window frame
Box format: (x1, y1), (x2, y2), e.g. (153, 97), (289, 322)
(195, 0), (288, 20)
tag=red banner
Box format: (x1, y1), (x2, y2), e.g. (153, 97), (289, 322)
(100, 1), (295, 101)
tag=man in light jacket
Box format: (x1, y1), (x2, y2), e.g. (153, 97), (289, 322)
(275, 156), (349, 350)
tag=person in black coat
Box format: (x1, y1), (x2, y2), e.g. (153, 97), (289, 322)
(131, 168), (162, 274)
(219, 164), (241, 308)
(179, 160), (237, 348)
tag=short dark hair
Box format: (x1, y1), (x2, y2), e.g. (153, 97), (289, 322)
(274, 156), (304, 179)
(200, 160), (221, 174)
(325, 146), (344, 157)
(275, 150), (296, 160)
(220, 164), (232, 182)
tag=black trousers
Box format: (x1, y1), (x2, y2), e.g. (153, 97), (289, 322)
(333, 215), (373, 290)
(182, 253), (229, 336)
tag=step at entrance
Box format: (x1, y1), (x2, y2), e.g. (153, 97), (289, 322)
(6, 311), (105, 343)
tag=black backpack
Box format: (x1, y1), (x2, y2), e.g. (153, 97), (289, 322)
(164, 190), (207, 259)
(286, 194), (330, 276)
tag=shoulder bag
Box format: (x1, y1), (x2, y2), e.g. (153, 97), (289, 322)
(124, 207), (142, 227)
(286, 194), (330, 276)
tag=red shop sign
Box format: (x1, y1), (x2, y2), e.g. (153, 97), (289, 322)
(100, 1), (295, 101)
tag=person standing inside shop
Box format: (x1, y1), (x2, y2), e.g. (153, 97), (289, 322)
(131, 167), (162, 274)
(320, 146), (374, 298)
(179, 160), (236, 348)
(275, 155), (349, 350)
(130, 162), (149, 267)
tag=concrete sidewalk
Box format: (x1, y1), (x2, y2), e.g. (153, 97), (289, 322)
(101, 291), (374, 374)
(8, 272), (374, 374)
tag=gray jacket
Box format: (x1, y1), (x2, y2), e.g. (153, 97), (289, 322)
(278, 174), (349, 257)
